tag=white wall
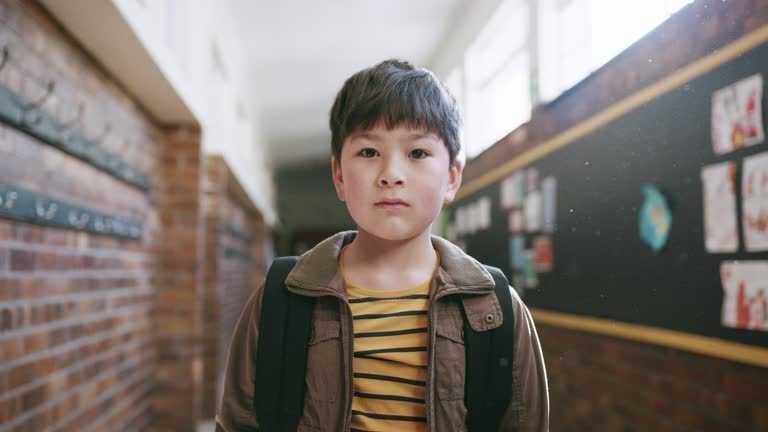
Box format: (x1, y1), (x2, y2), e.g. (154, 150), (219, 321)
(111, 0), (276, 224)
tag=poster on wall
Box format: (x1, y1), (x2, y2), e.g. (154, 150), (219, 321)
(720, 261), (768, 332)
(509, 235), (526, 271)
(701, 161), (739, 253)
(639, 184), (672, 252)
(533, 236), (553, 272)
(524, 190), (543, 233)
(542, 176), (557, 233)
(711, 73), (764, 155)
(742, 152), (768, 252)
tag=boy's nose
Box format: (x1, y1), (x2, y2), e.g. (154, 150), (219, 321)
(377, 160), (405, 187)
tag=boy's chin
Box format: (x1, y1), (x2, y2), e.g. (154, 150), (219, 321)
(356, 223), (432, 242)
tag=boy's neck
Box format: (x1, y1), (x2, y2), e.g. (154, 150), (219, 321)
(342, 228), (438, 292)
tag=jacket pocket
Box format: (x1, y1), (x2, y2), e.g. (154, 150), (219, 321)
(434, 323), (465, 401)
(305, 320), (342, 403)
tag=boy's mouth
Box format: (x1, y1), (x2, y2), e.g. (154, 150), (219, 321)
(375, 199), (409, 208)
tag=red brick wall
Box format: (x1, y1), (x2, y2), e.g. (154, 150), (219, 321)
(153, 127), (205, 431)
(460, 1), (768, 430)
(200, 156), (269, 419)
(540, 325), (768, 431)
(0, 1), (160, 430)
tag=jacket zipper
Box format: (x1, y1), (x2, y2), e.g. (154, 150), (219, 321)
(287, 285), (355, 431)
(290, 284), (491, 432)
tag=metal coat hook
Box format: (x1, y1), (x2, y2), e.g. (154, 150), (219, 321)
(26, 80), (55, 108)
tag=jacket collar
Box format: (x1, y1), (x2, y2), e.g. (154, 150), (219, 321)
(284, 230), (496, 299)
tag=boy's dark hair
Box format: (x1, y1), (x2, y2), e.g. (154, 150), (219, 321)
(329, 59), (462, 165)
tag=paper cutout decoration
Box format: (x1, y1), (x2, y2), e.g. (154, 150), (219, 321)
(509, 209), (524, 233)
(743, 152), (768, 251)
(701, 161), (739, 253)
(524, 249), (538, 289)
(510, 235), (526, 271)
(712, 74), (764, 154)
(500, 172), (526, 209)
(524, 191), (543, 233)
(542, 176), (557, 233)
(478, 197), (492, 230)
(720, 261), (768, 332)
(534, 236), (553, 272)
(639, 184), (672, 252)
(526, 168), (539, 194)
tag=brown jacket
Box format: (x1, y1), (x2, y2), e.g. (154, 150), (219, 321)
(216, 231), (549, 431)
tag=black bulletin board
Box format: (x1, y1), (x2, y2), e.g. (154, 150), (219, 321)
(451, 42), (768, 349)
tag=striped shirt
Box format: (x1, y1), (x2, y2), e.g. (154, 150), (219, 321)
(341, 252), (439, 432)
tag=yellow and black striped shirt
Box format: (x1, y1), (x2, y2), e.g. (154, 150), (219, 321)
(341, 253), (439, 432)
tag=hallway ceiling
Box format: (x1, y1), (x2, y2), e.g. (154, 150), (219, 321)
(229, 0), (465, 168)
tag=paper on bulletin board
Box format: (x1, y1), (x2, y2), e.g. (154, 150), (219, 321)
(743, 152), (768, 251)
(478, 197), (492, 230)
(526, 167), (539, 193)
(701, 161), (739, 253)
(508, 209), (525, 233)
(534, 236), (553, 272)
(542, 176), (557, 233)
(712, 73), (764, 155)
(525, 190), (543, 233)
(639, 184), (672, 252)
(524, 249), (538, 289)
(509, 235), (526, 271)
(720, 261), (768, 332)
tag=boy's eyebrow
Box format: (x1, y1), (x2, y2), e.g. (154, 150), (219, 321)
(349, 132), (381, 142)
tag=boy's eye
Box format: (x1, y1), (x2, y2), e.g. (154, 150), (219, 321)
(410, 149), (428, 159)
(359, 148), (379, 158)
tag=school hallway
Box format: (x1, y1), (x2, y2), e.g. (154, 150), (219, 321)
(1, 0), (767, 431)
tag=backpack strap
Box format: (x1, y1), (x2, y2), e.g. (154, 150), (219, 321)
(464, 265), (515, 432)
(254, 256), (314, 432)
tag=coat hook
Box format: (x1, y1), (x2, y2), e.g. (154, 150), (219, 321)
(26, 80), (55, 108)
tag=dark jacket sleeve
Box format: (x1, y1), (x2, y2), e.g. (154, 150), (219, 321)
(499, 287), (550, 431)
(215, 281), (265, 432)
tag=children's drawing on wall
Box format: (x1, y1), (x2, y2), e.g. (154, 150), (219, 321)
(533, 236), (553, 272)
(639, 184), (672, 252)
(701, 161), (739, 253)
(711, 73), (764, 155)
(524, 168), (543, 233)
(542, 176), (557, 233)
(720, 261), (768, 332)
(500, 171), (525, 209)
(742, 152), (768, 252)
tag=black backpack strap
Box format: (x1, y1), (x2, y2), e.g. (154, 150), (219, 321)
(464, 265), (515, 432)
(254, 256), (314, 432)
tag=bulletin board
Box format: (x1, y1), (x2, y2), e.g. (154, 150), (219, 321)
(449, 32), (768, 351)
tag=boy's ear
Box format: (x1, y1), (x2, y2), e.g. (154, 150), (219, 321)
(443, 160), (463, 204)
(331, 156), (346, 202)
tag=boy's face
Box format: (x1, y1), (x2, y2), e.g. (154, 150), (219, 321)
(332, 124), (462, 242)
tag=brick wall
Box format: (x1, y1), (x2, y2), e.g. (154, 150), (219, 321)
(540, 325), (768, 431)
(460, 0), (768, 430)
(0, 1), (160, 430)
(200, 155), (269, 419)
(152, 127), (205, 431)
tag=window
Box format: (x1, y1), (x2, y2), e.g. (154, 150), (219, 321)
(463, 0), (532, 160)
(538, 0), (693, 101)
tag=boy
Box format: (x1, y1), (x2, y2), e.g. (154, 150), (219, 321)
(216, 59), (549, 431)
